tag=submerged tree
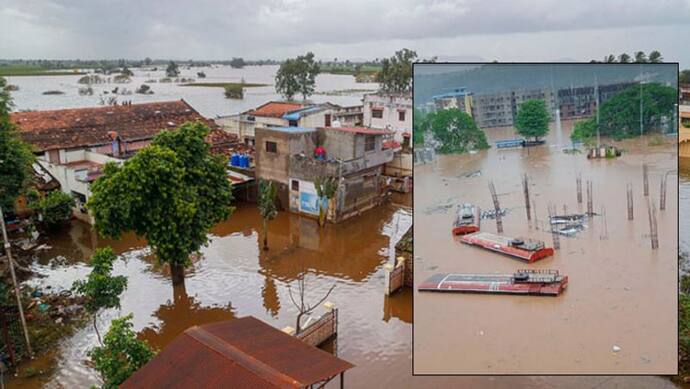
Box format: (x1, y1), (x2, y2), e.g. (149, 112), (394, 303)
(88, 122), (234, 287)
(89, 314), (156, 388)
(73, 247), (127, 345)
(275, 52), (320, 100)
(413, 108), (431, 146)
(257, 180), (277, 251)
(314, 176), (338, 227)
(376, 48), (417, 93)
(165, 61), (180, 77)
(287, 272), (335, 335)
(570, 118), (597, 145)
(429, 108), (489, 154)
(598, 82), (676, 138)
(514, 99), (551, 142)
(0, 76), (35, 211)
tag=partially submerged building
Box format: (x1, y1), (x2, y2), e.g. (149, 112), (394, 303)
(255, 125), (394, 222)
(217, 101), (340, 146)
(11, 100), (243, 222)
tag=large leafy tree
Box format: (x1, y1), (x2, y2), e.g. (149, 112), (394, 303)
(598, 82), (676, 138)
(514, 99), (551, 142)
(89, 313), (156, 389)
(275, 52), (320, 100)
(73, 247), (127, 345)
(429, 108), (489, 154)
(88, 122), (234, 286)
(570, 118), (597, 145)
(257, 180), (277, 251)
(634, 51), (648, 63)
(1, 77), (35, 212)
(377, 48), (417, 93)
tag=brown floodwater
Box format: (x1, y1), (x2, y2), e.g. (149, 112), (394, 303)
(414, 119), (678, 375)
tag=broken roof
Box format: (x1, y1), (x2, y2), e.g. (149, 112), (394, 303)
(122, 316), (354, 389)
(11, 100), (216, 151)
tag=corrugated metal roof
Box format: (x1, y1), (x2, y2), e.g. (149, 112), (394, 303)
(122, 316), (354, 388)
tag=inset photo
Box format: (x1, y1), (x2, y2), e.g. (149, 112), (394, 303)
(413, 63), (679, 374)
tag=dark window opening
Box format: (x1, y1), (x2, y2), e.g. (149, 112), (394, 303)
(365, 135), (376, 152)
(398, 111), (406, 121)
(266, 141), (277, 153)
(372, 109), (383, 119)
(325, 114), (331, 127)
(291, 180), (299, 191)
(288, 120), (298, 127)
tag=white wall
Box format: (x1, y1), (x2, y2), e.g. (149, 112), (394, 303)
(363, 94), (412, 141)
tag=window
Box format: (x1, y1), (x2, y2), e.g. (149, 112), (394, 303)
(372, 109), (383, 119)
(324, 114), (331, 127)
(291, 180), (299, 191)
(265, 141), (277, 153)
(288, 120), (298, 127)
(398, 110), (406, 121)
(365, 135), (376, 152)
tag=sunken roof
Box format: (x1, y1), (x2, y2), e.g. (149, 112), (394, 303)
(122, 316), (354, 388)
(11, 100), (216, 151)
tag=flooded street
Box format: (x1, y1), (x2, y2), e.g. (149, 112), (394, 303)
(414, 120), (677, 374)
(6, 65), (377, 117)
(8, 195), (415, 388)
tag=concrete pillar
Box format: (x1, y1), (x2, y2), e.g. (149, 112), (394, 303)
(384, 263), (394, 296)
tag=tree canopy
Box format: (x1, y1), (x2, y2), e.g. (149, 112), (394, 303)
(376, 49), (417, 93)
(29, 190), (74, 228)
(165, 61), (180, 77)
(570, 118), (597, 145)
(429, 108), (489, 154)
(87, 122), (234, 284)
(229, 57), (246, 69)
(413, 108), (430, 146)
(680, 69), (690, 84)
(0, 76), (35, 211)
(514, 99), (550, 141)
(275, 52), (320, 100)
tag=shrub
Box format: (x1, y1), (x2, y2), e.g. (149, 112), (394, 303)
(29, 190), (74, 228)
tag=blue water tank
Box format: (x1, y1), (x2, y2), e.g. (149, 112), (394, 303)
(231, 153), (239, 167)
(240, 154), (249, 168)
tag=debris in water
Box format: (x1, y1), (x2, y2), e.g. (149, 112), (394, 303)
(612, 345), (621, 353)
(460, 170), (482, 178)
(480, 208), (507, 220)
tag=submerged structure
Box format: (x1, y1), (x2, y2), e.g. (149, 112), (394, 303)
(452, 203), (480, 235)
(459, 232), (554, 262)
(418, 269), (568, 296)
(587, 144), (622, 159)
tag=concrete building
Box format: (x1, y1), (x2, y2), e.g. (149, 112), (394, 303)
(11, 100), (241, 222)
(217, 101), (340, 146)
(681, 105), (690, 160)
(362, 93), (412, 142)
(558, 82), (636, 120)
(432, 88), (473, 115)
(332, 105), (363, 127)
(255, 126), (395, 222)
(681, 84), (690, 105)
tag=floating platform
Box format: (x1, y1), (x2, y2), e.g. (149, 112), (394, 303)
(452, 204), (480, 235)
(418, 269), (568, 296)
(459, 232), (554, 262)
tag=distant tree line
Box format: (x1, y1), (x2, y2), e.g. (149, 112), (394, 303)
(592, 50), (663, 63)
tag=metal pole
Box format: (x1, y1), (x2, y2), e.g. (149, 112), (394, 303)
(0, 207), (33, 357)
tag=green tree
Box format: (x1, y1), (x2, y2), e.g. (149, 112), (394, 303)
(377, 49), (417, 93)
(229, 57), (246, 69)
(429, 108), (489, 154)
(603, 54), (616, 63)
(598, 82), (676, 138)
(514, 99), (551, 142)
(87, 122), (234, 287)
(618, 53), (631, 63)
(681, 69), (690, 85)
(314, 176), (338, 227)
(257, 180), (277, 250)
(144, 57), (152, 66)
(73, 247), (127, 345)
(0, 76), (35, 211)
(275, 52), (320, 100)
(570, 118), (597, 145)
(413, 108), (430, 146)
(648, 50), (663, 63)
(121, 66), (133, 77)
(165, 61), (179, 77)
(88, 314), (156, 389)
(29, 190), (74, 228)
(634, 51), (647, 63)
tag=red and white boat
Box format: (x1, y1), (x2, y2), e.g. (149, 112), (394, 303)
(418, 269), (568, 296)
(459, 232), (554, 262)
(452, 203), (480, 235)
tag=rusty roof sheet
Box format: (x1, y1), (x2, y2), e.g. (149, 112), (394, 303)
(247, 101), (305, 118)
(11, 100), (217, 151)
(122, 316), (354, 389)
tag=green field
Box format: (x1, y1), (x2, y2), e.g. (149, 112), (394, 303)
(180, 82), (267, 88)
(0, 65), (86, 77)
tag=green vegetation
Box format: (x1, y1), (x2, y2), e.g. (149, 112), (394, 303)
(680, 69), (690, 85)
(230, 57), (246, 69)
(314, 176), (338, 227)
(0, 64), (85, 77)
(73, 247), (127, 345)
(112, 74), (131, 84)
(120, 66), (133, 77)
(135, 84), (153, 95)
(428, 108), (489, 154)
(275, 52), (320, 100)
(78, 74), (105, 84)
(320, 62), (381, 82)
(597, 50), (663, 63)
(570, 118), (597, 145)
(42, 90), (65, 95)
(88, 314), (156, 388)
(224, 85), (243, 99)
(377, 49), (416, 93)
(0, 76), (35, 211)
(413, 108), (430, 146)
(514, 99), (550, 142)
(180, 82), (266, 88)
(165, 61), (180, 77)
(29, 190), (74, 228)
(257, 180), (278, 250)
(87, 122), (234, 287)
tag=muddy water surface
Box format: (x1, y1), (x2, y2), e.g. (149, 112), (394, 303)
(414, 120), (678, 375)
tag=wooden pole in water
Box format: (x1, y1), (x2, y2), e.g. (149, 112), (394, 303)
(548, 205), (560, 250)
(660, 173), (667, 211)
(532, 200), (538, 230)
(627, 183), (634, 220)
(576, 174), (582, 204)
(643, 163), (649, 197)
(0, 206), (33, 357)
(646, 197), (659, 249)
(489, 181), (503, 234)
(600, 206), (608, 240)
(586, 180), (593, 216)
(523, 174), (531, 221)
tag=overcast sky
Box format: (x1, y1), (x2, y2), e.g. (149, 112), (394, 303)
(2, 0), (689, 67)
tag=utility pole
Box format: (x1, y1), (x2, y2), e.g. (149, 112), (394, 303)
(0, 206), (33, 357)
(489, 181), (503, 234)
